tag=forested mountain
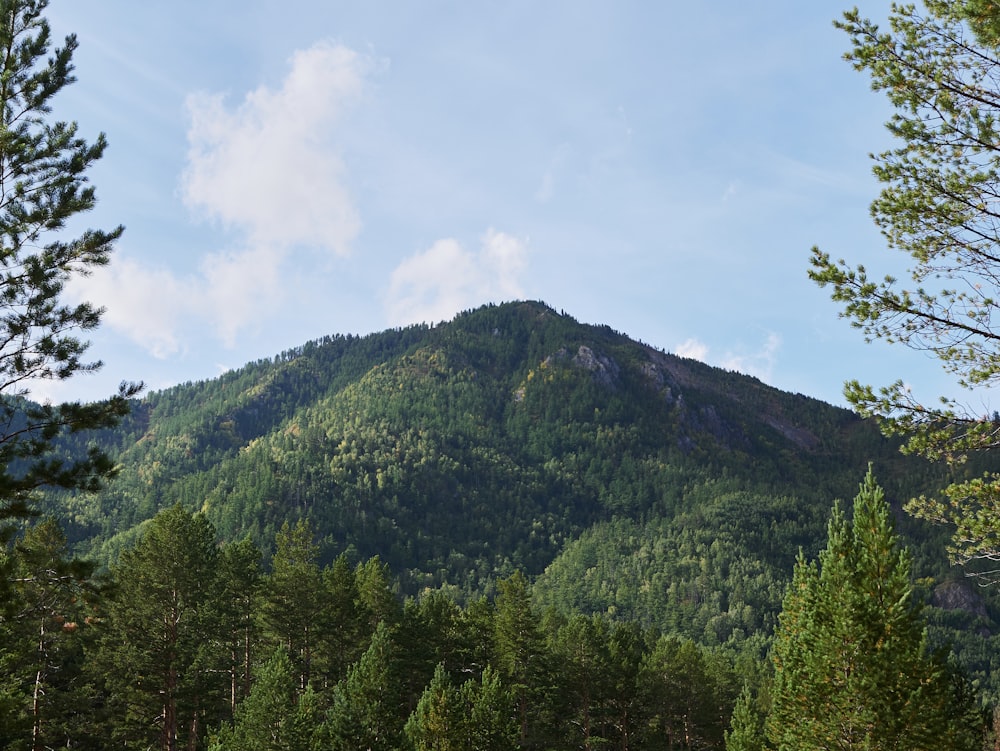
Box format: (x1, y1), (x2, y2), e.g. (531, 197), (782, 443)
(38, 303), (992, 637)
(51, 301), (905, 575)
(9, 299), (1000, 747)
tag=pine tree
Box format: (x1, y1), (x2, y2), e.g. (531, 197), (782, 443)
(725, 684), (764, 751)
(322, 621), (405, 751)
(549, 613), (613, 750)
(260, 519), (325, 690)
(462, 665), (518, 751)
(493, 570), (550, 748)
(0, 0), (141, 524)
(217, 536), (262, 714)
(640, 636), (730, 750)
(766, 470), (982, 750)
(404, 662), (518, 751)
(320, 552), (365, 684)
(404, 663), (463, 751)
(808, 1), (1000, 573)
(0, 517), (104, 750)
(209, 648), (318, 751)
(94, 505), (225, 751)
(355, 555), (401, 632)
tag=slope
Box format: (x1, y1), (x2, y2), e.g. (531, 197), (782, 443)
(39, 302), (995, 668)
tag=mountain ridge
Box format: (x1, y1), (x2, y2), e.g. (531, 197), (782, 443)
(37, 299), (1000, 690)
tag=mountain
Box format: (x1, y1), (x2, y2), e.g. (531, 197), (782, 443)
(41, 301), (1000, 679)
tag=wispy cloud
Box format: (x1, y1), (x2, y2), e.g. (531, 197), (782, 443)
(676, 332), (782, 383)
(71, 41), (373, 356)
(181, 41), (366, 252)
(535, 143), (571, 203)
(721, 332), (782, 382)
(74, 257), (192, 359)
(675, 338), (709, 361)
(385, 229), (528, 326)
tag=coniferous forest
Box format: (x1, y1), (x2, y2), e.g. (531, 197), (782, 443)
(6, 0), (1000, 749)
(4, 300), (1000, 749)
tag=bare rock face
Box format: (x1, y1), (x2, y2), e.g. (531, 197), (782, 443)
(572, 345), (620, 387)
(932, 579), (988, 619)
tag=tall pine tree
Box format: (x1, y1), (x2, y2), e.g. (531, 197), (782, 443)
(766, 469), (982, 750)
(0, 0), (141, 524)
(94, 505), (225, 751)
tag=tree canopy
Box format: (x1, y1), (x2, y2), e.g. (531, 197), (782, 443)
(765, 470), (981, 750)
(0, 0), (140, 525)
(810, 1), (1000, 574)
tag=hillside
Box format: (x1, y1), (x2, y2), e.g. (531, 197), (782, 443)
(40, 301), (1000, 680)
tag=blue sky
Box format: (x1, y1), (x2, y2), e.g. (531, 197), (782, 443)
(34, 1), (975, 412)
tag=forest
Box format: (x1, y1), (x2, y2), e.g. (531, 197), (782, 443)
(5, 0), (1000, 748)
(1, 508), (751, 749)
(1, 300), (998, 749)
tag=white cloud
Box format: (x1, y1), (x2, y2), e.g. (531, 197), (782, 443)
(675, 332), (782, 382)
(198, 245), (286, 347)
(675, 338), (709, 361)
(385, 229), (528, 326)
(535, 144), (571, 203)
(74, 41), (374, 357)
(721, 332), (782, 382)
(181, 41), (366, 253)
(68, 257), (192, 359)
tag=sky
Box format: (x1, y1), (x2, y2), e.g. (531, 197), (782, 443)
(30, 0), (982, 412)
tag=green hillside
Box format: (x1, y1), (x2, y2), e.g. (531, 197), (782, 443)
(8, 298), (1000, 751)
(41, 302), (998, 673)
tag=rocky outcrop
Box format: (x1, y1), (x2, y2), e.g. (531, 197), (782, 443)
(932, 579), (988, 619)
(572, 345), (620, 387)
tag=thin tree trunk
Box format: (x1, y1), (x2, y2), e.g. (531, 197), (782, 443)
(31, 618), (46, 751)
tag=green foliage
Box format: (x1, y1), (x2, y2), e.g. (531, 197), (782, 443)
(404, 663), (519, 751)
(322, 621), (406, 751)
(93, 505), (226, 749)
(404, 663), (464, 751)
(260, 519), (326, 689)
(0, 506), (985, 750)
(766, 471), (981, 750)
(810, 1), (1000, 573)
(0, 517), (104, 749)
(44, 301), (919, 598)
(0, 0), (140, 525)
(725, 684), (765, 751)
(210, 648), (320, 751)
(17, 299), (1000, 714)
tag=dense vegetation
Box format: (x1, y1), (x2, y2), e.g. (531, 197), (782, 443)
(2, 508), (758, 750)
(1, 0), (999, 747)
(0, 300), (996, 747)
(23, 301), (1000, 698)
(51, 301), (941, 580)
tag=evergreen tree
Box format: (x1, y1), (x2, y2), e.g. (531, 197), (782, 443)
(493, 570), (551, 749)
(766, 470), (982, 750)
(94, 505), (225, 750)
(355, 555), (401, 632)
(461, 665), (518, 751)
(260, 519), (325, 690)
(724, 684), (764, 751)
(217, 536), (262, 714)
(809, 1), (1000, 572)
(0, 518), (104, 750)
(404, 662), (518, 751)
(604, 619), (649, 751)
(640, 635), (730, 750)
(209, 648), (318, 751)
(320, 552), (365, 684)
(404, 663), (463, 751)
(0, 0), (140, 525)
(549, 613), (613, 749)
(321, 621), (405, 751)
